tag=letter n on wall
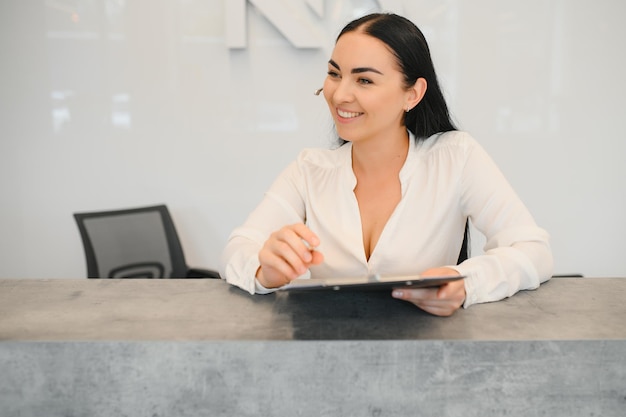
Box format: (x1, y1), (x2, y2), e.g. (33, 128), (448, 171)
(225, 0), (324, 49)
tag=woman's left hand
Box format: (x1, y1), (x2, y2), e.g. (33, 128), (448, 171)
(391, 267), (466, 316)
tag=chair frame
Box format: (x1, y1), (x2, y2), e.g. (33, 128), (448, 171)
(74, 204), (219, 279)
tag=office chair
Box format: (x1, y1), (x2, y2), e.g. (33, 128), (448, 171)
(73, 204), (221, 279)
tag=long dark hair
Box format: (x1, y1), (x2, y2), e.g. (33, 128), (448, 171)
(337, 13), (457, 140)
(337, 13), (469, 262)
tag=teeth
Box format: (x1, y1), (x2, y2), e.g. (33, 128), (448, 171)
(338, 109), (362, 118)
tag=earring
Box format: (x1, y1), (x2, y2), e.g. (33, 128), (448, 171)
(406, 106), (411, 113)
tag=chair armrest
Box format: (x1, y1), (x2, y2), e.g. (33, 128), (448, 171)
(186, 267), (221, 279)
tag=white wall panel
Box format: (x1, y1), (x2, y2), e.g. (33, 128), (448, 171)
(1, 0), (624, 278)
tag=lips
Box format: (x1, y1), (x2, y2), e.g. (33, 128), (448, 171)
(337, 109), (363, 119)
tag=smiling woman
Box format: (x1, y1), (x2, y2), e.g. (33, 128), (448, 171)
(323, 32), (422, 146)
(220, 13), (553, 317)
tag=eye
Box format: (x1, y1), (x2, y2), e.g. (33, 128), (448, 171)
(358, 77), (373, 85)
(327, 70), (340, 78)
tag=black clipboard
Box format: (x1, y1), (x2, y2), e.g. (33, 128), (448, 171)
(280, 274), (465, 292)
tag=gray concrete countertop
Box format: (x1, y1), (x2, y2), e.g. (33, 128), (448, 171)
(1, 277), (625, 341)
(2, 277), (626, 417)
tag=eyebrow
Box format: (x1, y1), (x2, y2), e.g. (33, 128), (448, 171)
(328, 59), (384, 75)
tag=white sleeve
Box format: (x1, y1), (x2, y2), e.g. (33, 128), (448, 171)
(220, 160), (307, 294)
(452, 138), (554, 307)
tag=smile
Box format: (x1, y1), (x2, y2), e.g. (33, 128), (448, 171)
(337, 109), (363, 119)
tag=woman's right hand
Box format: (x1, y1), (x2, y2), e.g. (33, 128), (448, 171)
(256, 223), (324, 289)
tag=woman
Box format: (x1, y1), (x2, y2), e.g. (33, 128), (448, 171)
(220, 13), (553, 316)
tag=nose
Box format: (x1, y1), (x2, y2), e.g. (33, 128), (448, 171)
(324, 77), (354, 105)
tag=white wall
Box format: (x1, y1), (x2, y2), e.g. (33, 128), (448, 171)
(1, 0), (624, 278)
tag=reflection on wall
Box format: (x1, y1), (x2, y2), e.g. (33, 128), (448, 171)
(42, 0), (386, 136)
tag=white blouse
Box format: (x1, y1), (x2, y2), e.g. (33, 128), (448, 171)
(220, 131), (553, 307)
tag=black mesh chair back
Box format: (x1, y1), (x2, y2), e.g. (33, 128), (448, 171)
(73, 204), (218, 279)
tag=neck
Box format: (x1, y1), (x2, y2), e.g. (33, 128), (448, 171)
(351, 129), (410, 175)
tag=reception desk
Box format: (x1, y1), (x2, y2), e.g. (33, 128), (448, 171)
(1, 277), (625, 416)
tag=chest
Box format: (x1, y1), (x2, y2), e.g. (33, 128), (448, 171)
(353, 174), (402, 260)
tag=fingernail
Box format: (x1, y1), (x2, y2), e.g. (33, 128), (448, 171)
(392, 290), (403, 298)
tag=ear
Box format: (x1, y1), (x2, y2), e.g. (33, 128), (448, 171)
(405, 77), (427, 111)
